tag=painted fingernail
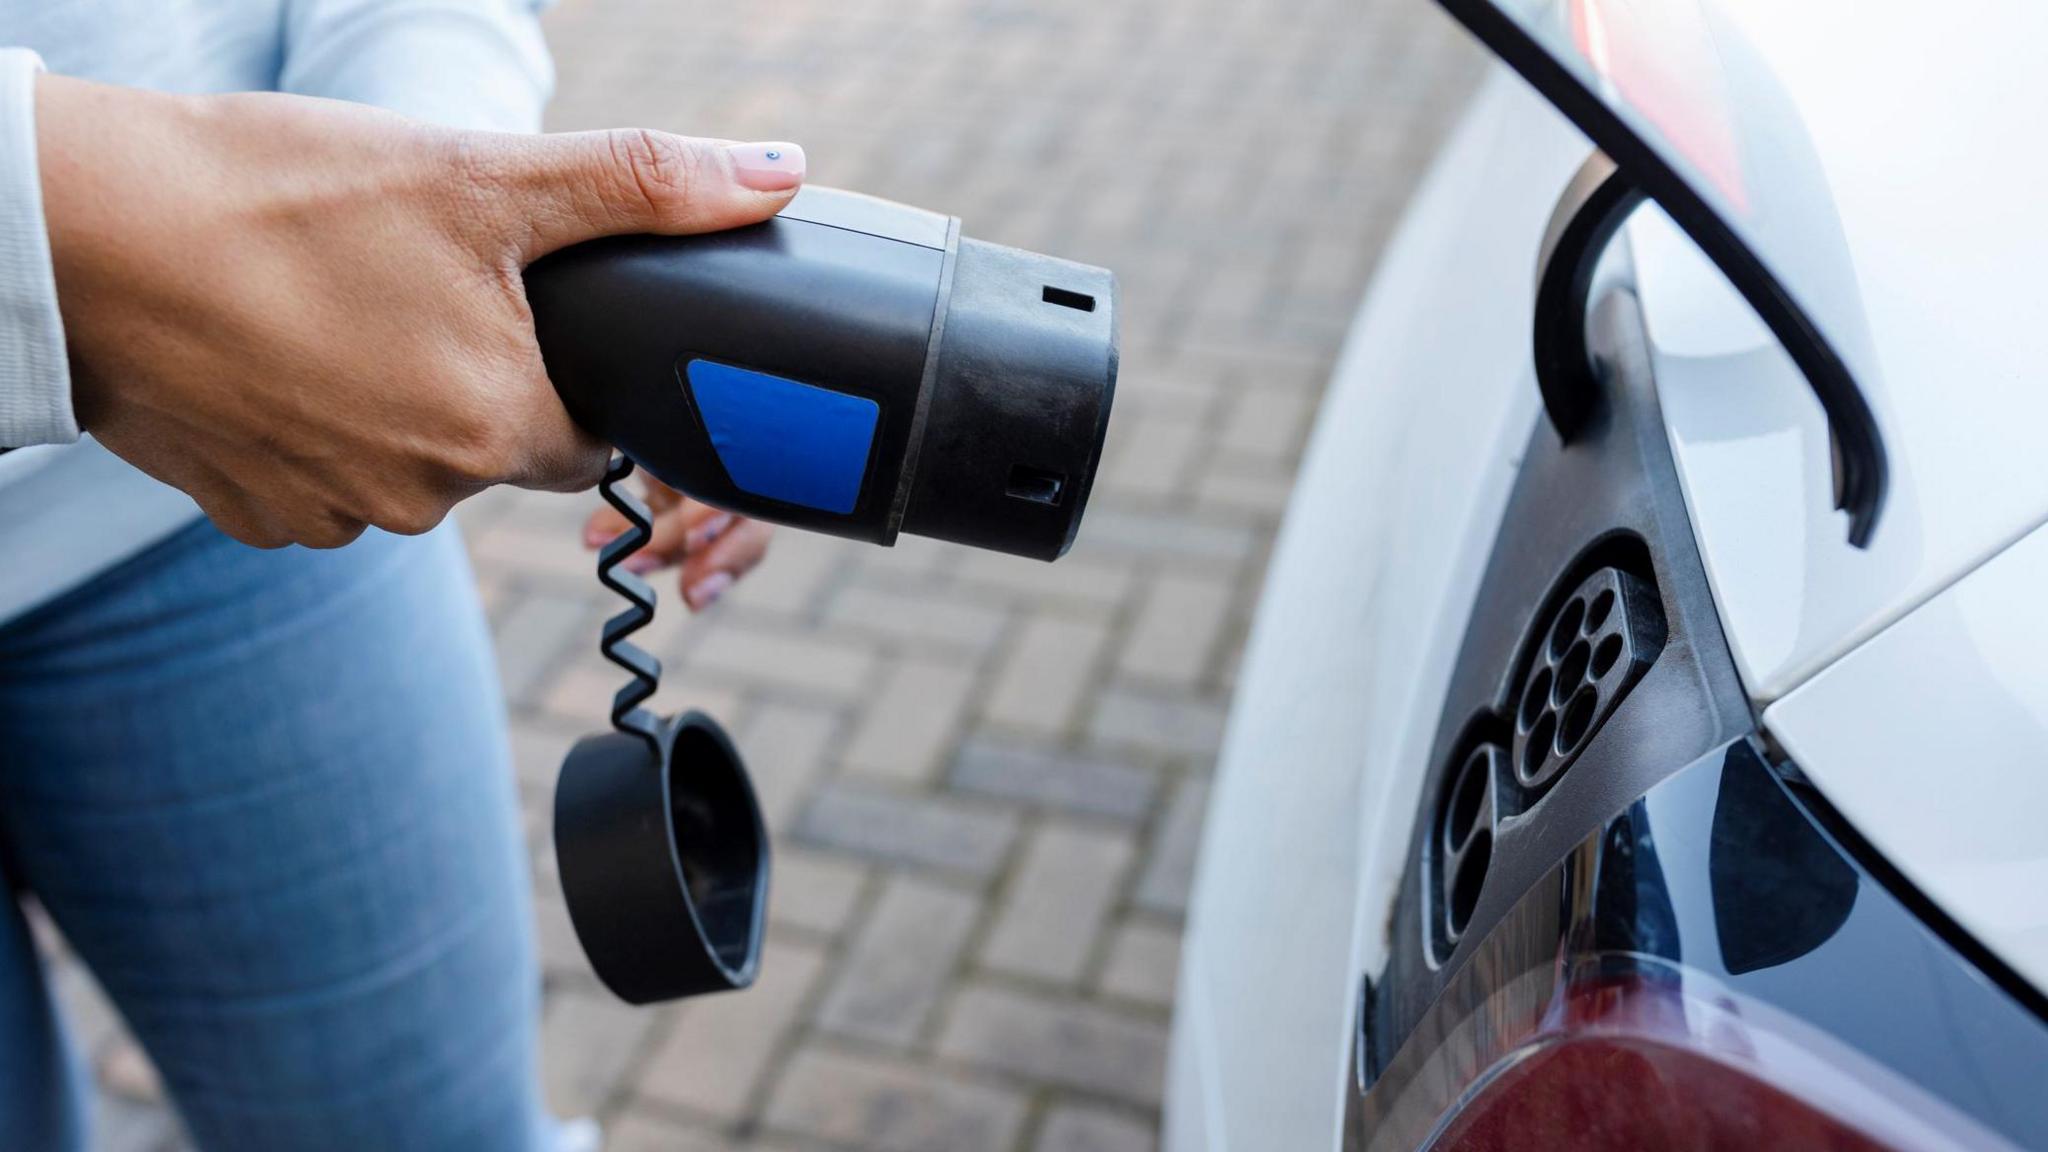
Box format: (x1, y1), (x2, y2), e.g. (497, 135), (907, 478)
(585, 526), (609, 548)
(687, 571), (735, 610)
(624, 553), (661, 574)
(688, 512), (735, 551)
(727, 142), (805, 192)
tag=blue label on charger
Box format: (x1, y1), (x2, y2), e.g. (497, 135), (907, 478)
(684, 359), (879, 515)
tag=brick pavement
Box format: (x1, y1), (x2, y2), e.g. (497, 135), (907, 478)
(56, 0), (1479, 1147)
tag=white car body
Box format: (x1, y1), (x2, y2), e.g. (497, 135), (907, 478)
(1167, 3), (2048, 1146)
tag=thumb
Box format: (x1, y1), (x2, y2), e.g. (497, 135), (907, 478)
(484, 129), (805, 263)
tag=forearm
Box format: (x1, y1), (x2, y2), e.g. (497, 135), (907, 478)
(0, 49), (76, 449)
(280, 0), (554, 132)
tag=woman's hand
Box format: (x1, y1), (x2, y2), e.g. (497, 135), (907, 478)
(35, 72), (804, 548)
(582, 478), (772, 611)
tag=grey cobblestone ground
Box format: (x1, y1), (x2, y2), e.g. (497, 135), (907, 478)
(58, 0), (1479, 1147)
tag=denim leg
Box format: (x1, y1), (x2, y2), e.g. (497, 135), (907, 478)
(0, 520), (549, 1152)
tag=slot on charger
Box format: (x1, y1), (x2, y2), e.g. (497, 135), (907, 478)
(1006, 464), (1067, 505)
(1042, 285), (1096, 312)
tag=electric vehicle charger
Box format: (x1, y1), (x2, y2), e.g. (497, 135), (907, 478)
(528, 187), (1119, 1004)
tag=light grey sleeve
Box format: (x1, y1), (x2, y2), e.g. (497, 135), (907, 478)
(0, 48), (77, 450)
(278, 0), (556, 133)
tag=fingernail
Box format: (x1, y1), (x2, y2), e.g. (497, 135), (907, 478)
(688, 513), (735, 551)
(584, 526), (609, 548)
(727, 142), (805, 192)
(687, 571), (734, 610)
(624, 553), (660, 574)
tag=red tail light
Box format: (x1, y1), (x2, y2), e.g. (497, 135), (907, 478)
(1428, 970), (1959, 1152)
(1441, 963), (1900, 1139)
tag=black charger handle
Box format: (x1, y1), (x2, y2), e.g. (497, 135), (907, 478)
(525, 186), (1118, 563)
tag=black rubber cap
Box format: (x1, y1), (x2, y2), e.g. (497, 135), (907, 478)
(552, 712), (769, 1004)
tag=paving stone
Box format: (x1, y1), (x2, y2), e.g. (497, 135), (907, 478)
(1072, 509), (1258, 570)
(826, 586), (1007, 652)
(1037, 1103), (1159, 1152)
(541, 987), (659, 1117)
(470, 522), (608, 588)
(1193, 459), (1299, 520)
(532, 886), (592, 979)
(508, 714), (590, 793)
(816, 875), (980, 1046)
(1135, 776), (1213, 915)
(795, 783), (1018, 878)
(494, 593), (593, 707)
(541, 661), (748, 737)
(1217, 381), (1317, 461)
(686, 624), (880, 701)
(936, 984), (1168, 1106)
(1100, 412), (1207, 501)
(858, 533), (957, 582)
(1097, 920), (1183, 1008)
(24, 898), (64, 956)
(734, 700), (842, 833)
(981, 823), (1136, 984)
(91, 1091), (179, 1152)
(764, 1045), (1026, 1152)
(949, 737), (1159, 821)
(472, 573), (512, 624)
(602, 1112), (733, 1152)
(841, 656), (979, 784)
(769, 846), (869, 938)
(983, 615), (1112, 737)
(1116, 572), (1235, 686)
(1088, 688), (1230, 760)
(51, 960), (121, 1058)
(725, 531), (852, 616)
(953, 550), (1135, 611)
(99, 1039), (164, 1104)
(639, 938), (826, 1121)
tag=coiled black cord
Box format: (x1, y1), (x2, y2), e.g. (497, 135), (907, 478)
(595, 453), (663, 758)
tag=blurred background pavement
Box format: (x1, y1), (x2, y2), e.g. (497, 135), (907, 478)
(70, 0), (1480, 1147)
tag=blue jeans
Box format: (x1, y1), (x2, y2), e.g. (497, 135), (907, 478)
(0, 520), (550, 1151)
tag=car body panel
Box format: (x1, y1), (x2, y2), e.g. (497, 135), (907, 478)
(1475, 0), (2048, 994)
(1173, 4), (2048, 1147)
(1166, 67), (1585, 1152)
(1766, 519), (2048, 1000)
(1537, 0), (2048, 704)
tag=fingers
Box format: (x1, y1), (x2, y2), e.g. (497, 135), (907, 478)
(631, 503), (732, 571)
(584, 502), (632, 547)
(581, 477), (692, 549)
(483, 129), (806, 264)
(580, 495), (769, 611)
(679, 517), (772, 611)
(582, 496), (706, 551)
(586, 499), (731, 568)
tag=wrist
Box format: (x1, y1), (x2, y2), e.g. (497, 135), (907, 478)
(34, 73), (207, 432)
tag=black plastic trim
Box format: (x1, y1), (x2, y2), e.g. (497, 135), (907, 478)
(1386, 282), (1751, 1004)
(1446, 2), (1888, 547)
(1532, 151), (1643, 443)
